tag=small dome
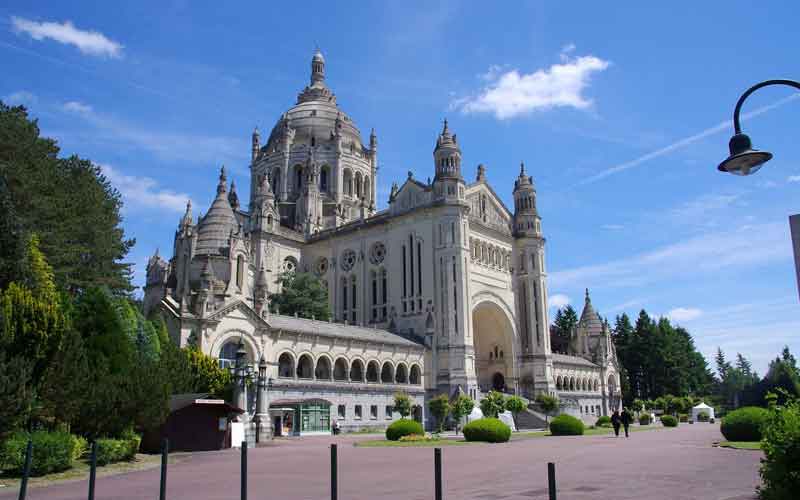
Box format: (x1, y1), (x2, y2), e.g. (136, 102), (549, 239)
(195, 167), (238, 255)
(312, 49), (325, 63)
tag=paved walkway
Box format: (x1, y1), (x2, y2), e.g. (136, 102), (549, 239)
(3, 424), (760, 500)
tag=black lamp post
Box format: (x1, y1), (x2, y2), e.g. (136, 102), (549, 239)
(718, 79), (800, 176)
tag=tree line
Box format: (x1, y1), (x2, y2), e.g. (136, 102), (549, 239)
(0, 102), (231, 441)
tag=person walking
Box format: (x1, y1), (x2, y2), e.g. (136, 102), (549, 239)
(610, 410), (621, 437)
(621, 407), (633, 438)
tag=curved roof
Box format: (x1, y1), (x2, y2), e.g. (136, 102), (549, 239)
(264, 52), (364, 153)
(195, 168), (238, 255)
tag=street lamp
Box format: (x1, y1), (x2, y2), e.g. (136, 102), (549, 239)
(718, 79), (800, 176)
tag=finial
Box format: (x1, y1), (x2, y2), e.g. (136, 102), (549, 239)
(186, 199), (192, 211)
(253, 126), (259, 136)
(585, 288), (590, 302)
(217, 166), (227, 195)
(442, 118), (449, 135)
(520, 162), (525, 175)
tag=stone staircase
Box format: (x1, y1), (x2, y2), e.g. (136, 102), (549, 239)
(515, 407), (549, 430)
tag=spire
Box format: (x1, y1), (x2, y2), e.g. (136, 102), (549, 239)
(370, 128), (377, 150)
(251, 127), (260, 162)
(217, 166), (227, 195)
(228, 180), (240, 210)
(520, 161), (525, 176)
(180, 199), (193, 228)
(476, 164), (486, 182)
(311, 49), (325, 85)
(585, 288), (591, 304)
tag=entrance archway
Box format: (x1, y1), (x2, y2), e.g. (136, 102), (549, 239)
(472, 300), (516, 394)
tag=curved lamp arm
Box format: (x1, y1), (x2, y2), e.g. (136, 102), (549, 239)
(733, 79), (800, 134)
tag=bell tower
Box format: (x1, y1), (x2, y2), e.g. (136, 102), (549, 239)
(513, 162), (554, 395)
(432, 119), (466, 204)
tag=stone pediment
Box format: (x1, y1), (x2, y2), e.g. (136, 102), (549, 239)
(466, 183), (512, 234)
(390, 175), (432, 214)
(206, 299), (268, 327)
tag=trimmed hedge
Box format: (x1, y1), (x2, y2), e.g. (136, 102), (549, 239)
(96, 433), (141, 466)
(0, 431), (87, 476)
(721, 406), (769, 442)
(661, 415), (678, 427)
(549, 414), (584, 436)
(595, 416), (612, 427)
(639, 413), (652, 425)
(386, 419), (424, 441)
(462, 418), (511, 443)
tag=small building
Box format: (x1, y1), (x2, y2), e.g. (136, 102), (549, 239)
(142, 394), (244, 452)
(691, 402), (715, 422)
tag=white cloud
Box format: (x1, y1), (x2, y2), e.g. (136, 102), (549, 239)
(550, 221), (792, 289)
(11, 17), (123, 58)
(788, 175), (800, 183)
(548, 294), (571, 309)
(561, 43), (576, 55)
(666, 307), (703, 322)
(3, 90), (37, 106)
(62, 100), (92, 114)
(669, 193), (743, 223)
(453, 53), (610, 119)
(99, 164), (190, 213)
(601, 224), (624, 231)
(579, 92), (800, 186)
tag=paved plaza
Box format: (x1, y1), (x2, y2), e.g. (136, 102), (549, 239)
(2, 424), (759, 500)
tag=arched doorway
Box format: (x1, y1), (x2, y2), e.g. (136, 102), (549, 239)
(472, 300), (516, 394)
(492, 372), (506, 391)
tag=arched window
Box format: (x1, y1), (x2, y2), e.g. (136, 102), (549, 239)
(297, 354), (313, 379)
(363, 175), (371, 201)
(315, 356), (331, 380)
(350, 359), (364, 382)
(569, 377), (575, 391)
(278, 353), (294, 378)
(395, 364), (408, 384)
(236, 255), (244, 289)
(366, 361), (379, 382)
(293, 164), (303, 192)
(218, 341), (239, 370)
(409, 364), (421, 385)
(334, 358), (348, 381)
(594, 380), (599, 392)
(381, 362), (394, 383)
(320, 165), (329, 192)
(556, 376), (562, 391)
(343, 169), (353, 197)
(272, 168), (281, 196)
(355, 172), (363, 199)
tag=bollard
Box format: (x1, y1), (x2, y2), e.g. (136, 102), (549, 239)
(18, 440), (32, 500)
(240, 441), (247, 500)
(434, 448), (442, 500)
(159, 438), (169, 500)
(88, 441), (97, 500)
(330, 444), (338, 500)
(547, 462), (556, 500)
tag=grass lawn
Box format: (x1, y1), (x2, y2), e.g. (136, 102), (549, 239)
(717, 441), (762, 450)
(0, 453), (178, 491)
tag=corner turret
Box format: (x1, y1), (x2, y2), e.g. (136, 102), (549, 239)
(432, 119), (466, 203)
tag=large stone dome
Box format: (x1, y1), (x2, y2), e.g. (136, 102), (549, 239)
(264, 50), (364, 152)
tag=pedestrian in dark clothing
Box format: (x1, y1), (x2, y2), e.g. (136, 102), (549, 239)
(610, 410), (621, 437)
(621, 408), (633, 437)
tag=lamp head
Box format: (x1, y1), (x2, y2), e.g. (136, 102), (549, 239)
(718, 133), (773, 176)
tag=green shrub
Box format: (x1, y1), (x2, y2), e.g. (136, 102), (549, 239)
(385, 419), (424, 441)
(549, 414), (584, 436)
(661, 415), (678, 427)
(462, 418), (511, 443)
(0, 430), (84, 476)
(639, 413), (652, 425)
(697, 412), (710, 422)
(720, 406), (769, 442)
(758, 399), (800, 499)
(595, 416), (612, 427)
(95, 432), (141, 466)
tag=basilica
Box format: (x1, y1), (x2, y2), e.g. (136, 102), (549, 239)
(143, 51), (621, 437)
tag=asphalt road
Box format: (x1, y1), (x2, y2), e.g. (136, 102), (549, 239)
(3, 423), (760, 500)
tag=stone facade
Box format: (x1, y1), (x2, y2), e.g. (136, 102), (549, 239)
(143, 51), (621, 434)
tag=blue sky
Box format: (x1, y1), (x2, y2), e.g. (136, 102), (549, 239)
(2, 1), (799, 374)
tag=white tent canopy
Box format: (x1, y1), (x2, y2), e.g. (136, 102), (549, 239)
(691, 402), (714, 422)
